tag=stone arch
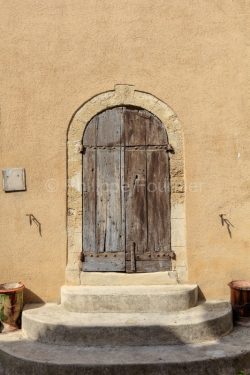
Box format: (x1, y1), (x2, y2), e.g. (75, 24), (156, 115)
(66, 84), (186, 284)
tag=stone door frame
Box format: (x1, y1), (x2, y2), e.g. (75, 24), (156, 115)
(66, 84), (187, 285)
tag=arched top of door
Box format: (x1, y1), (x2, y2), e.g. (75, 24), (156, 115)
(67, 85), (182, 154)
(82, 106), (169, 149)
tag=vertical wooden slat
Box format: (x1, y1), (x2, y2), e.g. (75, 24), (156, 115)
(147, 114), (170, 252)
(95, 108), (123, 254)
(125, 148), (147, 256)
(124, 108), (146, 146)
(146, 114), (168, 145)
(83, 148), (96, 252)
(83, 116), (96, 146)
(120, 109), (126, 252)
(82, 118), (96, 253)
(147, 148), (171, 252)
(124, 109), (147, 262)
(96, 108), (122, 146)
(96, 148), (123, 252)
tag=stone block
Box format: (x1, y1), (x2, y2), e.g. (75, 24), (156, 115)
(171, 218), (186, 247)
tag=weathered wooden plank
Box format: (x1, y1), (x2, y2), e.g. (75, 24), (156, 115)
(124, 108), (146, 146)
(120, 129), (126, 252)
(82, 149), (96, 253)
(83, 116), (97, 146)
(146, 114), (168, 145)
(124, 107), (148, 264)
(96, 148), (123, 253)
(147, 149), (171, 252)
(126, 260), (171, 273)
(124, 148), (147, 257)
(82, 115), (96, 256)
(96, 107), (123, 146)
(83, 252), (125, 272)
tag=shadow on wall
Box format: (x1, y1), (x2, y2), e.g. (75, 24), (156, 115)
(24, 288), (45, 304)
(197, 286), (206, 302)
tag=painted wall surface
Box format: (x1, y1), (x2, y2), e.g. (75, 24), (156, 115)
(0, 0), (249, 301)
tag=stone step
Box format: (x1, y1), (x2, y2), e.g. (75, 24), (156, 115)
(0, 327), (250, 375)
(61, 284), (198, 313)
(80, 271), (178, 285)
(22, 301), (232, 346)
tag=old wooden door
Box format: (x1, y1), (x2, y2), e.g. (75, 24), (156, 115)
(82, 107), (173, 272)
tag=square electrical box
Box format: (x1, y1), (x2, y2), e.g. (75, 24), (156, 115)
(2, 168), (26, 192)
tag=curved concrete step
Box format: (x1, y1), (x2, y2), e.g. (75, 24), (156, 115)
(0, 327), (249, 375)
(61, 284), (198, 313)
(22, 301), (233, 346)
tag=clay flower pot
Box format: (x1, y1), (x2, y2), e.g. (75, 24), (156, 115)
(228, 280), (250, 323)
(0, 282), (25, 332)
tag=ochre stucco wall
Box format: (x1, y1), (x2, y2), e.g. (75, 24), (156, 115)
(0, 0), (249, 301)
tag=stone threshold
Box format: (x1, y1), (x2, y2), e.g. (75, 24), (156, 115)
(80, 270), (179, 285)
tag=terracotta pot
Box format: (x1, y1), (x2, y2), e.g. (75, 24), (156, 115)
(228, 280), (250, 321)
(0, 282), (24, 332)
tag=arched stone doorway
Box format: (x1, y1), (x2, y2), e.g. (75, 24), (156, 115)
(66, 85), (186, 284)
